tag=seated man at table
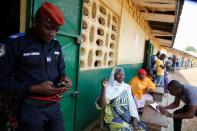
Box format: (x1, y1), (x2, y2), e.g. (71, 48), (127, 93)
(129, 69), (156, 109)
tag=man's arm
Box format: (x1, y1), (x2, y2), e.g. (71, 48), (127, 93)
(0, 40), (31, 95)
(0, 39), (61, 96)
(160, 65), (164, 69)
(147, 78), (156, 90)
(172, 105), (197, 119)
(159, 97), (180, 117)
(156, 59), (164, 69)
(165, 97), (181, 109)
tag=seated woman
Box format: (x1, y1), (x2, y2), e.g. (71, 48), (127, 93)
(129, 69), (156, 109)
(96, 67), (139, 131)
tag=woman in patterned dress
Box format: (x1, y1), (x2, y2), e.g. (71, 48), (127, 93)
(96, 67), (139, 131)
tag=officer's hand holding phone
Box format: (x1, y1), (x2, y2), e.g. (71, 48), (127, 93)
(58, 76), (72, 95)
(30, 81), (60, 96)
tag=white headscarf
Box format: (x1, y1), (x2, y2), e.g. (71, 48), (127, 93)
(105, 67), (140, 121)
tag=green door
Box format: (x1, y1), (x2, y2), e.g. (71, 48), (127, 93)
(32, 0), (83, 130)
(143, 40), (153, 70)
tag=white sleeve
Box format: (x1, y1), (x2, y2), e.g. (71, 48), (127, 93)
(126, 87), (140, 121)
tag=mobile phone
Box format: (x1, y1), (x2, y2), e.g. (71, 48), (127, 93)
(54, 83), (66, 88)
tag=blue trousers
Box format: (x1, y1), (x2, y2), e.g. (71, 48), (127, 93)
(154, 75), (164, 86)
(17, 101), (64, 131)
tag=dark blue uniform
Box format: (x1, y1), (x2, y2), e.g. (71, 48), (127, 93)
(0, 31), (65, 131)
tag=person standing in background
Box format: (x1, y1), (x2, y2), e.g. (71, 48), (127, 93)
(154, 53), (166, 87)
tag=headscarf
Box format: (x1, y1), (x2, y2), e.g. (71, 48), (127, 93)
(138, 68), (147, 75)
(105, 67), (140, 120)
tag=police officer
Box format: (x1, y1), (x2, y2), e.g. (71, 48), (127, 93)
(0, 2), (72, 131)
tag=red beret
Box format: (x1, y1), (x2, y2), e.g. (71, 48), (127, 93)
(138, 69), (147, 75)
(38, 2), (65, 26)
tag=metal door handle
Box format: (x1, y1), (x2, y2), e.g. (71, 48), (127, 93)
(71, 91), (80, 96)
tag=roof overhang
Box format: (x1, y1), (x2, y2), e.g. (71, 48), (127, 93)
(163, 47), (197, 58)
(132, 0), (184, 48)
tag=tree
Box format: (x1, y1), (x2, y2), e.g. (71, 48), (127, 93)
(185, 46), (197, 52)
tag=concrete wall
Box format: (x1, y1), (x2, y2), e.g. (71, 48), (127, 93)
(102, 0), (148, 65)
(117, 0), (147, 64)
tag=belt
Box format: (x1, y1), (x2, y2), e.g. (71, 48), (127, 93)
(24, 98), (58, 107)
(29, 95), (61, 101)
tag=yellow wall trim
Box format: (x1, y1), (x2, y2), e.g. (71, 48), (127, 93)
(20, 0), (27, 32)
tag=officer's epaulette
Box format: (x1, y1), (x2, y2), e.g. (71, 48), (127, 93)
(9, 33), (25, 39)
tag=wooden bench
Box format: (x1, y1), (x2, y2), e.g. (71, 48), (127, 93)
(141, 101), (168, 131)
(149, 87), (165, 102)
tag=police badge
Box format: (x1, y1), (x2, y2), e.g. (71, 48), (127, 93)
(0, 44), (5, 57)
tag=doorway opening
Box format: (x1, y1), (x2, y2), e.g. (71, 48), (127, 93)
(0, 0), (20, 42)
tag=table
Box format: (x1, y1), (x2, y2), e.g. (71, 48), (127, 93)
(141, 100), (168, 130)
(149, 87), (164, 102)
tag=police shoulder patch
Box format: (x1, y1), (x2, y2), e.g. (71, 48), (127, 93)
(9, 32), (25, 39)
(0, 44), (6, 57)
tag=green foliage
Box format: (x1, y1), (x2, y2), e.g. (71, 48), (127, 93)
(185, 46), (197, 52)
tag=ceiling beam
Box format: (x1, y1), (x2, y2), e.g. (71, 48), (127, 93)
(139, 7), (149, 13)
(133, 0), (177, 5)
(141, 12), (175, 23)
(139, 3), (176, 9)
(153, 33), (173, 37)
(157, 38), (172, 44)
(143, 0), (177, 4)
(151, 30), (173, 35)
(160, 43), (172, 46)
(161, 44), (172, 48)
(132, 0), (176, 11)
